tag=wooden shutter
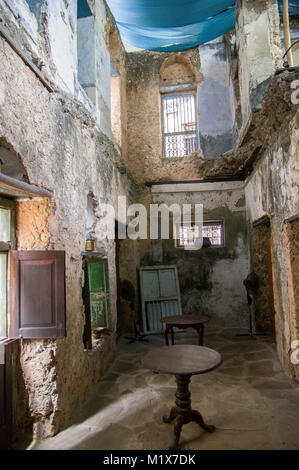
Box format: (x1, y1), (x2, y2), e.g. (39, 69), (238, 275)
(10, 251), (66, 339)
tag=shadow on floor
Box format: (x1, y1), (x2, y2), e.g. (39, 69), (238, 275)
(28, 326), (299, 450)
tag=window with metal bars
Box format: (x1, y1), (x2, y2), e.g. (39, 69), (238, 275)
(162, 93), (199, 158)
(202, 221), (224, 246)
(176, 221), (224, 248)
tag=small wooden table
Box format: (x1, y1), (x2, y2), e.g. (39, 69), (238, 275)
(143, 345), (222, 450)
(161, 314), (209, 346)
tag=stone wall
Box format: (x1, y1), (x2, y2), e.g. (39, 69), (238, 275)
(125, 39), (237, 184)
(235, 0), (283, 131)
(108, 20), (129, 161)
(283, 218), (299, 382)
(251, 222), (274, 334)
(137, 182), (250, 329)
(1, 0), (298, 446)
(245, 71), (299, 382)
(197, 35), (237, 159)
(0, 0), (136, 439)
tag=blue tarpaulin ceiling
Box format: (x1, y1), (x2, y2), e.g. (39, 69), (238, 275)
(93, 1), (299, 52)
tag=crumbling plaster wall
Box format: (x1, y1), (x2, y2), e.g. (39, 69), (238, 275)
(109, 21), (129, 162)
(135, 183), (250, 329)
(282, 219), (299, 382)
(235, 0), (283, 131)
(80, 0), (112, 136)
(0, 0), (135, 438)
(1, 0), (119, 137)
(197, 35), (237, 159)
(250, 222), (274, 334)
(245, 84), (299, 381)
(125, 38), (237, 184)
(116, 236), (141, 334)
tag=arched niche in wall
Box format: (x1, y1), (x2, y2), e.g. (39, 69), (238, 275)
(0, 139), (52, 199)
(0, 141), (28, 182)
(159, 54), (201, 87)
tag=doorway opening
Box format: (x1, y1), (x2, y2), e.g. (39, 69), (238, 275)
(251, 216), (276, 340)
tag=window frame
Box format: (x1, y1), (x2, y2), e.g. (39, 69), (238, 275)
(161, 89), (199, 159)
(0, 198), (16, 341)
(202, 220), (225, 248)
(175, 220), (225, 249)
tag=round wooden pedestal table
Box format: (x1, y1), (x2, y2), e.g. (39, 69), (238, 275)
(143, 344), (222, 450)
(161, 314), (209, 346)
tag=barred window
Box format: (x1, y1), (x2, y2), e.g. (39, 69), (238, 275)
(162, 93), (199, 158)
(176, 221), (224, 248)
(202, 222), (224, 246)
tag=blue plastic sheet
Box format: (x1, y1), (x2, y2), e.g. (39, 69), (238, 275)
(104, 1), (299, 52)
(278, 0), (299, 15)
(106, 1), (235, 51)
(77, 0), (92, 18)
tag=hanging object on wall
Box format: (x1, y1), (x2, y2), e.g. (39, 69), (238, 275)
(140, 265), (182, 334)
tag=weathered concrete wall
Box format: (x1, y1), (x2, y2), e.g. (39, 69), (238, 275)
(245, 73), (299, 382)
(136, 182), (250, 328)
(280, 16), (299, 67)
(116, 237), (141, 334)
(110, 74), (121, 147)
(0, 0), (135, 440)
(283, 219), (299, 382)
(77, 16), (97, 100)
(109, 21), (129, 159)
(1, 0), (297, 447)
(236, 0), (283, 131)
(125, 39), (237, 184)
(198, 35), (237, 159)
(251, 222), (274, 334)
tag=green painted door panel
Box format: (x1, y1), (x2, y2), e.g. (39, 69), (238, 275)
(85, 258), (110, 329)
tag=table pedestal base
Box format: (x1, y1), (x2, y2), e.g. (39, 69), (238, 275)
(163, 374), (215, 450)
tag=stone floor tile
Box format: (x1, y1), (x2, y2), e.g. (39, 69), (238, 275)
(28, 330), (299, 451)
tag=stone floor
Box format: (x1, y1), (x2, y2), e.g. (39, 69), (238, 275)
(28, 326), (299, 450)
